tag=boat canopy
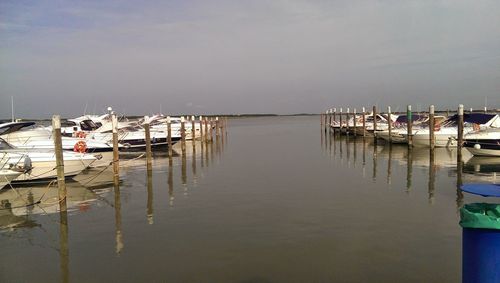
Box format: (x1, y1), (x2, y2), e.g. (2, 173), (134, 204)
(395, 115), (424, 123)
(445, 113), (497, 125)
(0, 122), (37, 135)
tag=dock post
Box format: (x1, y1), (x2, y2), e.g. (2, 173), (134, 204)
(144, 116), (152, 171)
(339, 108), (343, 134)
(353, 108), (357, 137)
(387, 106), (392, 143)
(204, 117), (209, 143)
(167, 116), (173, 158)
(180, 116), (186, 155)
(191, 115), (196, 141)
(112, 113), (120, 182)
(346, 107), (350, 135)
(458, 104), (464, 150)
(429, 105), (435, 150)
(328, 109), (332, 128)
(199, 115), (204, 143)
(209, 118), (214, 143)
(52, 115), (67, 211)
(484, 106), (487, 114)
(332, 108), (337, 133)
(373, 105), (377, 143)
(324, 111), (328, 131)
(216, 117), (220, 138)
(362, 107), (366, 138)
(407, 105), (413, 147)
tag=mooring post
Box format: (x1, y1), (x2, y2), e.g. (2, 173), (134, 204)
(199, 115), (204, 143)
(407, 105), (413, 147)
(339, 108), (343, 134)
(346, 107), (350, 135)
(353, 108), (357, 137)
(180, 116), (186, 155)
(191, 115), (196, 141)
(324, 110), (328, 130)
(52, 115), (67, 211)
(204, 117), (209, 143)
(458, 104), (464, 150)
(332, 108), (337, 130)
(144, 116), (152, 171)
(484, 106), (487, 114)
(387, 106), (392, 143)
(373, 105), (377, 143)
(362, 107), (366, 138)
(112, 113), (120, 181)
(429, 105), (435, 150)
(167, 116), (173, 158)
(328, 109), (332, 127)
(209, 118), (214, 143)
(216, 117), (220, 138)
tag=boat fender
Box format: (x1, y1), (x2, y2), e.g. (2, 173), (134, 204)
(474, 144), (481, 150)
(23, 156), (33, 173)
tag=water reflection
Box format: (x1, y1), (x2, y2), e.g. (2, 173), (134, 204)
(147, 169), (153, 225)
(323, 130), (499, 207)
(59, 209), (69, 283)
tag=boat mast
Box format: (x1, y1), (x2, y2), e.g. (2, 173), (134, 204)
(11, 96), (14, 122)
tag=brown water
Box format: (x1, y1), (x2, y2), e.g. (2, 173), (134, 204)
(1, 116), (499, 282)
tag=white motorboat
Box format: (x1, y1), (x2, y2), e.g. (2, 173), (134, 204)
(0, 169), (23, 189)
(409, 113), (498, 148)
(0, 139), (96, 183)
(463, 115), (500, 156)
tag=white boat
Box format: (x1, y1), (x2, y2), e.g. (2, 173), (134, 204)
(409, 114), (498, 148)
(463, 115), (500, 156)
(0, 169), (23, 189)
(0, 139), (96, 183)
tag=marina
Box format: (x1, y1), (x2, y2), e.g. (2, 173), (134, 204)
(1, 115), (499, 282)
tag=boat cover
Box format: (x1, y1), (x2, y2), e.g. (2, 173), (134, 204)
(461, 183), (500, 197)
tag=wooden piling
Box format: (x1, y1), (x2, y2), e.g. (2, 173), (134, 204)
(429, 105), (435, 150)
(209, 118), (214, 143)
(191, 115), (196, 142)
(204, 117), (209, 143)
(339, 108), (343, 134)
(180, 116), (186, 155)
(112, 113), (120, 181)
(346, 107), (350, 135)
(52, 115), (67, 211)
(216, 117), (220, 138)
(372, 106), (377, 142)
(199, 115), (204, 142)
(166, 116), (173, 158)
(332, 108), (337, 129)
(144, 116), (152, 171)
(353, 108), (357, 137)
(387, 106), (392, 143)
(324, 111), (328, 130)
(407, 105), (413, 147)
(362, 107), (366, 138)
(457, 104), (464, 149)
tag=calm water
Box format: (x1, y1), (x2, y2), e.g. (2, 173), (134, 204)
(1, 116), (499, 282)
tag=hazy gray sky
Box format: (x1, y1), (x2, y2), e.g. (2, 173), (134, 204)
(1, 0), (499, 118)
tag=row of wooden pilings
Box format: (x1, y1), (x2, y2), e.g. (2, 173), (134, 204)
(320, 104), (469, 191)
(51, 114), (228, 212)
(320, 104), (470, 151)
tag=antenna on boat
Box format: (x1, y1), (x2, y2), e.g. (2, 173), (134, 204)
(11, 96), (14, 122)
(83, 101), (88, 116)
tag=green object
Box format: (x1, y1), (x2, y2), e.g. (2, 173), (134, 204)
(460, 203), (500, 230)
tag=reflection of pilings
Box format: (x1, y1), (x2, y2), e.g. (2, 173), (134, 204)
(428, 149), (436, 204)
(192, 148), (197, 184)
(456, 149), (464, 210)
(168, 160), (174, 206)
(353, 137), (357, 167)
(210, 136), (215, 166)
(321, 127), (324, 150)
(362, 138), (366, 178)
(372, 143), (377, 181)
(387, 144), (392, 185)
(346, 134), (351, 168)
(181, 153), (187, 195)
(114, 181), (123, 254)
(147, 169), (153, 225)
(406, 147), (413, 193)
(59, 210), (69, 283)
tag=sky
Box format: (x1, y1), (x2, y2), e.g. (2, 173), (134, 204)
(1, 0), (499, 118)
